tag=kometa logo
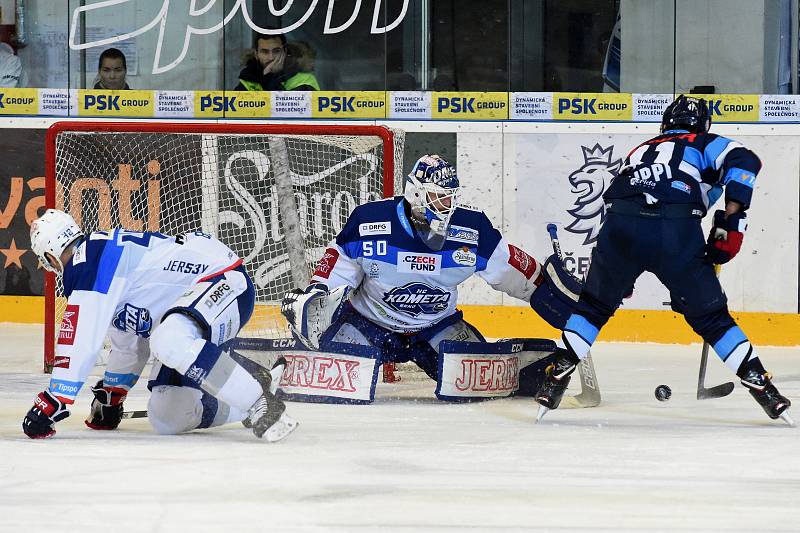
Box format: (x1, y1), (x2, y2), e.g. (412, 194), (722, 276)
(383, 282), (450, 316)
(113, 303), (153, 338)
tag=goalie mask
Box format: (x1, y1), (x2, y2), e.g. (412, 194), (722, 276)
(404, 154), (459, 251)
(30, 209), (84, 274)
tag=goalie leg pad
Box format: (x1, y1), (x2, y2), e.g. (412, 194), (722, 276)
(435, 338), (557, 401)
(529, 254), (584, 329)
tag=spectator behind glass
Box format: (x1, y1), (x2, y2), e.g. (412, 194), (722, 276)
(234, 33), (320, 91)
(0, 42), (22, 88)
(94, 48), (130, 90)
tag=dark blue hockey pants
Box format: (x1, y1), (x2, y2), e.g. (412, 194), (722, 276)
(573, 206), (736, 346)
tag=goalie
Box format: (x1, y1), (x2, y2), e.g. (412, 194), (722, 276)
(23, 209), (296, 441)
(282, 155), (574, 393)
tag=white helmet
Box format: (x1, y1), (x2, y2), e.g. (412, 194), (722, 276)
(30, 209), (83, 273)
(403, 154), (459, 250)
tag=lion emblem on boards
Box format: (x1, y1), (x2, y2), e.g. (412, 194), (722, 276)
(565, 144), (622, 245)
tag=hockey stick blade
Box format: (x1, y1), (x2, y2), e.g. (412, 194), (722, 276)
(697, 381), (735, 400)
(779, 410), (796, 427)
(697, 340), (735, 400)
(122, 410), (148, 419)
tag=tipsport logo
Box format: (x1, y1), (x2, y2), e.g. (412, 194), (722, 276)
(564, 144), (621, 245)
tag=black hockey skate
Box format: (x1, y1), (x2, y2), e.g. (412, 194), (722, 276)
(535, 349), (578, 422)
(245, 366), (298, 441)
(740, 370), (794, 426)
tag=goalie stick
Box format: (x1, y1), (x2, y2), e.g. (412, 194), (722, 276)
(696, 264), (735, 400)
(545, 223), (601, 408)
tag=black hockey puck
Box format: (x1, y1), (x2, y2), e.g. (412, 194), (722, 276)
(655, 385), (672, 402)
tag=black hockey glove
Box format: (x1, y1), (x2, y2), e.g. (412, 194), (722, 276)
(85, 380), (126, 430)
(704, 210), (746, 265)
(23, 390), (71, 439)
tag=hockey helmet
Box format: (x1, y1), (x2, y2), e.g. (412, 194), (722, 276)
(661, 95), (711, 134)
(403, 154), (460, 250)
(30, 209), (83, 273)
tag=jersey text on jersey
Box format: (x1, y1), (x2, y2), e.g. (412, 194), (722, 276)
(447, 225), (479, 244)
(382, 282), (451, 316)
(58, 304), (80, 345)
(163, 260), (209, 275)
(397, 252), (441, 275)
(359, 221), (392, 236)
(314, 248), (339, 279)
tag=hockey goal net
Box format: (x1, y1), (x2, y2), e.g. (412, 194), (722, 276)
(44, 122), (404, 372)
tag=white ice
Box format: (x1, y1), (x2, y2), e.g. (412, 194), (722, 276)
(0, 323), (798, 533)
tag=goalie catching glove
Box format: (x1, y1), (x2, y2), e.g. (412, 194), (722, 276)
(23, 390), (71, 439)
(704, 209), (746, 265)
(85, 379), (127, 430)
(281, 284), (350, 350)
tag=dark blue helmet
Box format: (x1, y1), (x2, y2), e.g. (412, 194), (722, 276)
(661, 95), (711, 134)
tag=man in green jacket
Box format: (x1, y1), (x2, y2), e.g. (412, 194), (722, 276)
(234, 33), (320, 91)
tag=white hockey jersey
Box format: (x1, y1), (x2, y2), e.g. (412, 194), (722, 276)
(49, 229), (241, 404)
(310, 196), (542, 333)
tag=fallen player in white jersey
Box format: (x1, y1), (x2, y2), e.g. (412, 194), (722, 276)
(23, 209), (297, 441)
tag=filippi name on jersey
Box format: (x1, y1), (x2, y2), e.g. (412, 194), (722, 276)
(383, 282), (450, 316)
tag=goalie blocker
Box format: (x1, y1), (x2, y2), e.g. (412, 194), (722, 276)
(232, 337), (559, 403)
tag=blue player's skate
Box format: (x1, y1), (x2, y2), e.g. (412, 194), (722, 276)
(534, 349), (578, 422)
(740, 370), (794, 426)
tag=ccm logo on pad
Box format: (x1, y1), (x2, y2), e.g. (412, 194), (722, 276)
(359, 221), (391, 236)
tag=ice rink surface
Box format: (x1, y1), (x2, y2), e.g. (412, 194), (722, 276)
(0, 324), (798, 533)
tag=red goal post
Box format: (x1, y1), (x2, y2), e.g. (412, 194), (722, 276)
(43, 121), (404, 372)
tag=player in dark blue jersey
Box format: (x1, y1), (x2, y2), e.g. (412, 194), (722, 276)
(536, 95), (792, 424)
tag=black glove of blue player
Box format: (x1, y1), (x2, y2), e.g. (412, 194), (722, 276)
(704, 210), (747, 265)
(23, 390), (71, 439)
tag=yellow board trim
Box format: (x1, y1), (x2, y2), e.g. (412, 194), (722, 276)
(0, 296), (44, 323)
(458, 305), (800, 346)
(3, 297), (798, 346)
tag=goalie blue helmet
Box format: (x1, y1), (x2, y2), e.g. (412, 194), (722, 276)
(661, 95), (711, 134)
(404, 154), (460, 250)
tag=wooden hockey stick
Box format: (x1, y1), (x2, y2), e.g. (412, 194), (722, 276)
(546, 223), (601, 408)
(696, 264), (735, 400)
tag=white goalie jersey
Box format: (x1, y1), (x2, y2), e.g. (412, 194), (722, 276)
(309, 197), (543, 333)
